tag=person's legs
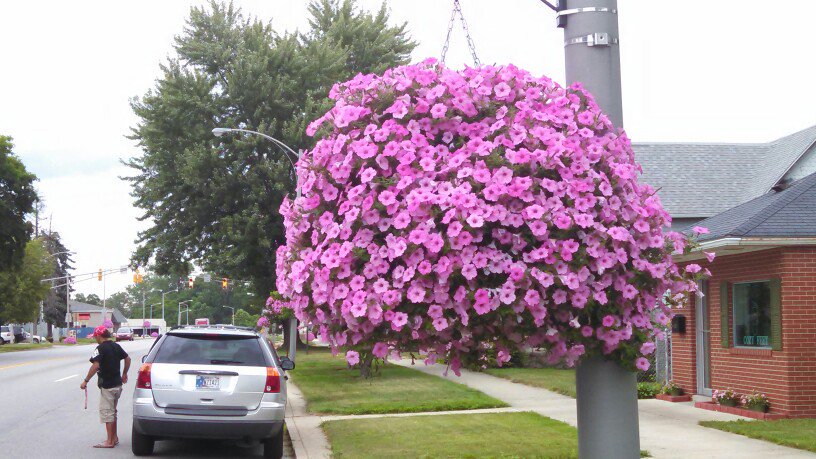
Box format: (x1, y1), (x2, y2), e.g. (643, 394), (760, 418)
(112, 386), (122, 444)
(96, 388), (118, 447)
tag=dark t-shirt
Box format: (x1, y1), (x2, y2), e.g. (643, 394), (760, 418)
(90, 340), (129, 389)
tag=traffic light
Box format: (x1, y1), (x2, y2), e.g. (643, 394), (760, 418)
(188, 276), (195, 289)
(98, 269), (103, 281)
(222, 278), (229, 290)
(133, 269), (143, 284)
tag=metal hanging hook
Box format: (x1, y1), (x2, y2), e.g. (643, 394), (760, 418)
(440, 0), (481, 67)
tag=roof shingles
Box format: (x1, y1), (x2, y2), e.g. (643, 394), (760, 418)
(633, 125), (816, 219)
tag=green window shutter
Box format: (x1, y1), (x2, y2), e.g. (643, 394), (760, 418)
(720, 281), (730, 348)
(770, 278), (782, 351)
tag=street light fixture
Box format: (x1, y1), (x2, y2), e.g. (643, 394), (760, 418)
(178, 300), (192, 326)
(222, 305), (235, 326)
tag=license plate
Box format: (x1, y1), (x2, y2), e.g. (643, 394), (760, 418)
(196, 376), (220, 389)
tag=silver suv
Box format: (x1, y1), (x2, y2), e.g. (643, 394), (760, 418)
(131, 325), (294, 458)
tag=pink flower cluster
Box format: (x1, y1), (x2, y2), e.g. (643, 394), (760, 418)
(257, 316), (270, 328)
(265, 296), (292, 316)
(276, 59), (701, 373)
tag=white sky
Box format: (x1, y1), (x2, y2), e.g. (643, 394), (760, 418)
(2, 0), (815, 297)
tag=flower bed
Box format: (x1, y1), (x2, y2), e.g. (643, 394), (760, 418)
(656, 393), (691, 402)
(694, 402), (788, 420)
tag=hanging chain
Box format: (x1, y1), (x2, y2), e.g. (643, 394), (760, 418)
(440, 0), (481, 67)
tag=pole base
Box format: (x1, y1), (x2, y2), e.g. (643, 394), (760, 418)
(576, 356), (640, 459)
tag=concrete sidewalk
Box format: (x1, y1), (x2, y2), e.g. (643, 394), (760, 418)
(285, 381), (331, 459)
(394, 360), (816, 459)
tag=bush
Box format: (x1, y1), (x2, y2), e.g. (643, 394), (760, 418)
(741, 392), (770, 412)
(662, 381), (683, 396)
(713, 389), (740, 407)
(64, 336), (77, 345)
(637, 382), (660, 399)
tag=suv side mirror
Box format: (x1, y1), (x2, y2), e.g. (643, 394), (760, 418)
(280, 357), (295, 371)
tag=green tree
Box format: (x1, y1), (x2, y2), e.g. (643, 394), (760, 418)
(125, 0), (414, 299)
(40, 231), (74, 331)
(0, 239), (51, 323)
(233, 309), (259, 328)
(99, 273), (258, 325)
(0, 135), (38, 271)
(73, 293), (102, 306)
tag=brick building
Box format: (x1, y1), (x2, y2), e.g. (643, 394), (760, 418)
(670, 172), (816, 417)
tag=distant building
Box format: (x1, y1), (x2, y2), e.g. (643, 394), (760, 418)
(635, 125), (816, 230)
(69, 301), (128, 332)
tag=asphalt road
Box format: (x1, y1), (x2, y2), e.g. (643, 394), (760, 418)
(0, 339), (293, 458)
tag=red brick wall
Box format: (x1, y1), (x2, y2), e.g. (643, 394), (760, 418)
(671, 247), (816, 418)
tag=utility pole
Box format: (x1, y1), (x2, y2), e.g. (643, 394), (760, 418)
(557, 1), (637, 458)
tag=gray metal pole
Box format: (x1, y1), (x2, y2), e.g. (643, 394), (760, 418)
(288, 318), (297, 360)
(560, 1), (638, 458)
(562, 0), (623, 127)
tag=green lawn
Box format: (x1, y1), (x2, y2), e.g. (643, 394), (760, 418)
(323, 412), (580, 458)
(290, 349), (507, 415)
(700, 419), (816, 453)
(485, 367), (577, 398)
(0, 342), (53, 353)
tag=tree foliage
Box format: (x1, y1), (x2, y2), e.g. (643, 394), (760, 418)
(0, 135), (38, 271)
(0, 239), (51, 323)
(125, 0), (415, 297)
(98, 273), (258, 325)
(40, 231), (74, 327)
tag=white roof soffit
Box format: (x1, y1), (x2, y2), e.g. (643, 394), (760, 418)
(673, 237), (816, 262)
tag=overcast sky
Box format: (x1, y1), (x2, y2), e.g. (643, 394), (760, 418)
(2, 0), (815, 298)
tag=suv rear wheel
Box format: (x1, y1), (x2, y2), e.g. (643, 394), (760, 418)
(263, 429), (284, 458)
(132, 425), (155, 456)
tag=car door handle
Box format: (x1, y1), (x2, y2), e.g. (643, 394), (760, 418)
(178, 370), (239, 376)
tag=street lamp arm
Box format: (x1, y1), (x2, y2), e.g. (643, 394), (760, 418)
(212, 128), (299, 169)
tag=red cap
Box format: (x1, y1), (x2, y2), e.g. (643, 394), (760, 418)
(89, 325), (109, 338)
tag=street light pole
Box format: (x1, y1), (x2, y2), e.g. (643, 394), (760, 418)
(213, 126), (302, 361)
(178, 300), (192, 327)
(46, 250), (75, 339)
(555, 1), (637, 457)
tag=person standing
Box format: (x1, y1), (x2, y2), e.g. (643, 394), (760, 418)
(80, 325), (131, 448)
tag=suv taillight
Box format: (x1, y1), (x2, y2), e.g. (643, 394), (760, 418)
(265, 367), (280, 393)
(137, 363), (152, 389)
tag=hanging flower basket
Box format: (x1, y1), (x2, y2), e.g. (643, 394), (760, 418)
(276, 60), (704, 374)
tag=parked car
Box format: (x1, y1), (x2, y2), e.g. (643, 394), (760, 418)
(132, 325), (294, 458)
(23, 332), (43, 343)
(0, 326), (12, 344)
(116, 327), (134, 341)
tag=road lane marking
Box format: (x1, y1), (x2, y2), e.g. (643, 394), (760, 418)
(0, 356), (71, 371)
(54, 374), (78, 382)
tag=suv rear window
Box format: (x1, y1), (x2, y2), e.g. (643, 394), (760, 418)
(153, 334), (267, 367)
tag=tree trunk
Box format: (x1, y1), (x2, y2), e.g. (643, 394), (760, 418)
(46, 322), (53, 342)
(359, 353), (375, 379)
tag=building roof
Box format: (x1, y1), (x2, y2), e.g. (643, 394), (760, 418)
(69, 301), (129, 323)
(690, 171), (816, 242)
(634, 124), (816, 218)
